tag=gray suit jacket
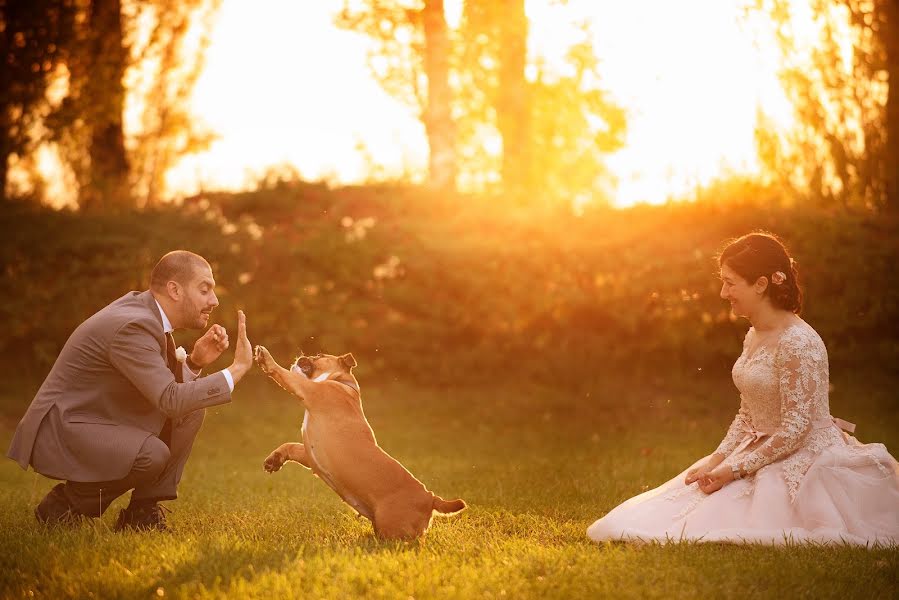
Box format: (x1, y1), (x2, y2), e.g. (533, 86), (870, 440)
(7, 290), (231, 482)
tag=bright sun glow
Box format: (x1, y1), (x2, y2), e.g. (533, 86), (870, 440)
(160, 1), (798, 206)
(568, 0), (795, 205)
(166, 1), (428, 196)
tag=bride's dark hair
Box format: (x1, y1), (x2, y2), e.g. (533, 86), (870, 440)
(719, 232), (802, 314)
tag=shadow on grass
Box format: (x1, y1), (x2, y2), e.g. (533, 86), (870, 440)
(148, 537), (299, 596)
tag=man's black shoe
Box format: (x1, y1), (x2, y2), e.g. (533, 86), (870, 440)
(34, 483), (84, 527)
(114, 502), (170, 532)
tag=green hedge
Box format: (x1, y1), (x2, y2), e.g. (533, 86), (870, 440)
(2, 182), (897, 390)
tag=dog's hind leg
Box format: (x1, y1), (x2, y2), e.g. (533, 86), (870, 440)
(372, 499), (432, 541)
(263, 442), (311, 472)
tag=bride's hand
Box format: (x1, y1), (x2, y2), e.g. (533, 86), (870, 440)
(685, 454), (724, 485)
(698, 465), (734, 494)
(684, 465), (709, 485)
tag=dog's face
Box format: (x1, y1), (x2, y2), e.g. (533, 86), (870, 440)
(291, 351), (357, 380)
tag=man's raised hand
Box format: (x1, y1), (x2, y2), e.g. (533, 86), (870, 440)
(228, 310), (253, 383)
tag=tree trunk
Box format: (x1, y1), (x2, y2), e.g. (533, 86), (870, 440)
(883, 0), (899, 213)
(496, 0), (529, 200)
(81, 0), (129, 211)
(0, 138), (8, 203)
(0, 17), (8, 203)
(0, 90), (9, 204)
(421, 0), (456, 192)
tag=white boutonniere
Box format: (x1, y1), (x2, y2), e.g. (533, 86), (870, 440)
(174, 346), (188, 363)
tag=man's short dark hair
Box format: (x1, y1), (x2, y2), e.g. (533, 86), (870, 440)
(150, 251), (210, 291)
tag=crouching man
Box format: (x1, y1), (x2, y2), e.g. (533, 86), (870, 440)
(6, 250), (253, 531)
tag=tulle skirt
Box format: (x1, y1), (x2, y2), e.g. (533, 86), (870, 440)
(587, 437), (899, 546)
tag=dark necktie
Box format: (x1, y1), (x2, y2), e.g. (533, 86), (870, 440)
(160, 332), (180, 448)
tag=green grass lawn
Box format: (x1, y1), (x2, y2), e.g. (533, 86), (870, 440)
(1, 370), (897, 599)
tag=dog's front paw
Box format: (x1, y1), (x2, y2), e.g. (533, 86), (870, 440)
(255, 345), (276, 374)
(263, 450), (285, 473)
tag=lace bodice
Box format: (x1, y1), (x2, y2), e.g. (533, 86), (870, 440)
(714, 320), (835, 478)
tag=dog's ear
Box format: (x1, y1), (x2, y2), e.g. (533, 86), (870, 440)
(339, 353), (357, 370)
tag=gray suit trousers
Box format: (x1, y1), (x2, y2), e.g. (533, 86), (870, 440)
(31, 407), (205, 517)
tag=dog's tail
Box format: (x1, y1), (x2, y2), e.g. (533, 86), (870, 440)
(432, 495), (467, 516)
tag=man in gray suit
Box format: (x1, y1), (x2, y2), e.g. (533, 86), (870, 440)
(7, 250), (254, 531)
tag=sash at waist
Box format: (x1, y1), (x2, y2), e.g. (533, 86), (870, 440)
(732, 415), (855, 455)
(825, 416), (856, 433)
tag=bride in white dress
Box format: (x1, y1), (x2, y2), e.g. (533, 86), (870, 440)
(587, 232), (899, 545)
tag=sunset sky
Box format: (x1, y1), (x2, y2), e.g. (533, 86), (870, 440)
(164, 0), (798, 207)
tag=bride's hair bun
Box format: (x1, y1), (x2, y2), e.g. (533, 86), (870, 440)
(718, 231), (803, 314)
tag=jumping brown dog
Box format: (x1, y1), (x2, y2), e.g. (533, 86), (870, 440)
(254, 345), (466, 540)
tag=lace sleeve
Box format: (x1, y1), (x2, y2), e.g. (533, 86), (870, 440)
(737, 330), (818, 475)
(713, 396), (752, 457)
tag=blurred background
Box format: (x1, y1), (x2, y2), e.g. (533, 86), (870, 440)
(1, 0), (898, 413)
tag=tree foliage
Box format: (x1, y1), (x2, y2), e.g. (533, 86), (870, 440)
(338, 0), (626, 209)
(0, 0), (76, 203)
(753, 0), (898, 212)
(125, 0), (220, 208)
(528, 36), (626, 207)
(2, 0), (219, 209)
(337, 0), (456, 191)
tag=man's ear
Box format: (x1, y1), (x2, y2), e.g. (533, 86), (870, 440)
(339, 353), (357, 370)
(165, 280), (182, 301)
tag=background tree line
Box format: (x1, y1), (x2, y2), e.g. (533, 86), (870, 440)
(1, 0), (898, 211)
(338, 0), (898, 212)
(336, 0), (627, 208)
